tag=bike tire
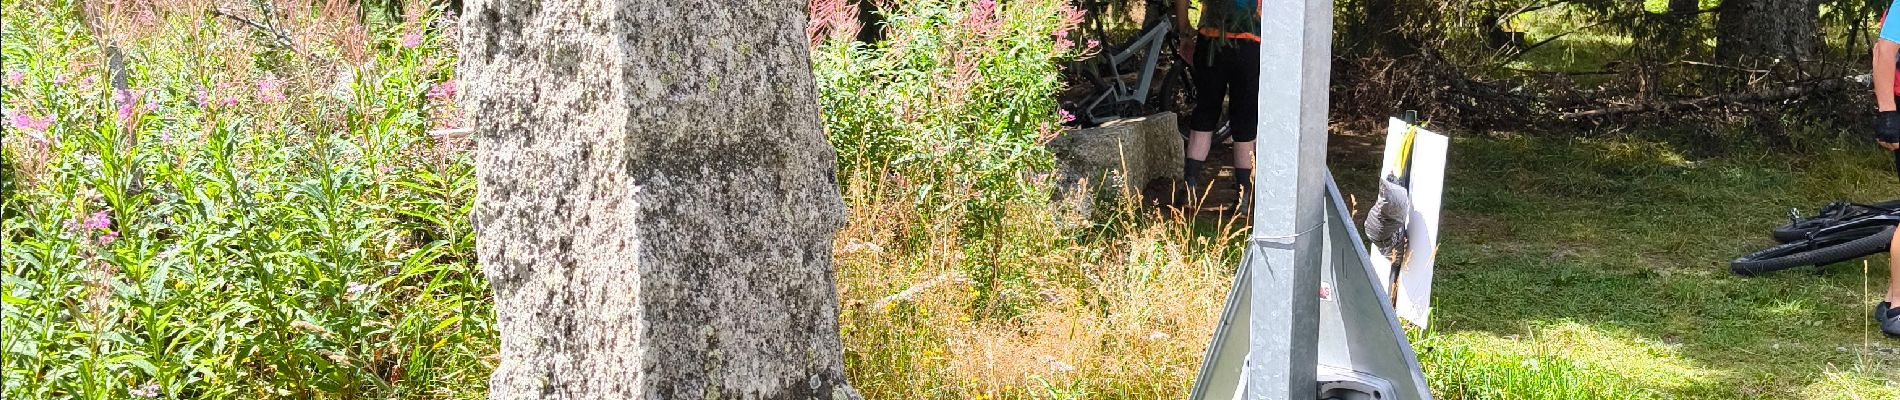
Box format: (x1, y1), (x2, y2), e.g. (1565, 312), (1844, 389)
(1154, 62), (1185, 115)
(1732, 226), (1894, 276)
(1771, 199), (1900, 243)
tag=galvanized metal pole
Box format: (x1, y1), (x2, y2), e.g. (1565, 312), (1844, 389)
(1246, 0), (1333, 398)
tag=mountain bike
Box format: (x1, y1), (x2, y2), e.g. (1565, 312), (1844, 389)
(1731, 200), (1899, 276)
(1064, 0), (1195, 128)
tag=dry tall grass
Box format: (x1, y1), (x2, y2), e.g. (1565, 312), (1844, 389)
(833, 173), (1247, 398)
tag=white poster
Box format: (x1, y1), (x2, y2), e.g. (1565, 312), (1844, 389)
(1369, 118), (1448, 328)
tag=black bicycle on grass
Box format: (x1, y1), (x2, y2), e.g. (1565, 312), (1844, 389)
(1731, 200), (1900, 276)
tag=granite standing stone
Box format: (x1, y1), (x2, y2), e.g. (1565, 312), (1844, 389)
(461, 1), (860, 398)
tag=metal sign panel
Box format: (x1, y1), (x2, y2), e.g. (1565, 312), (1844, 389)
(1189, 174), (1433, 400)
(1369, 118), (1449, 328)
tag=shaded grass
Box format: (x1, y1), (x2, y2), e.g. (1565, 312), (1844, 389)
(1384, 132), (1900, 399)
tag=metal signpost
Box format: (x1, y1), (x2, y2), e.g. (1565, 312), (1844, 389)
(1187, 0), (1433, 399)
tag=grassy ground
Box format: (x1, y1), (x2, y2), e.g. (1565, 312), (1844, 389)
(1370, 132), (1900, 399)
(832, 125), (1900, 399)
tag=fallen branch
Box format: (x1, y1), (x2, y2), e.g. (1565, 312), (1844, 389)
(869, 272), (964, 312)
(428, 127), (473, 140)
(210, 7), (313, 59)
(1561, 76), (1865, 119)
(1497, 66), (1620, 76)
(1668, 60), (1769, 75)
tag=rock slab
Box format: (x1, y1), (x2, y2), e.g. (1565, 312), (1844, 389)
(1046, 112), (1185, 217)
(461, 1), (859, 398)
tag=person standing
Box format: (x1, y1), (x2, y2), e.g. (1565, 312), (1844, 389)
(1866, 0), (1900, 336)
(1175, 0), (1260, 208)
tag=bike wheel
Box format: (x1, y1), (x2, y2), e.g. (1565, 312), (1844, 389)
(1772, 199), (1900, 243)
(1732, 226), (1894, 276)
(1154, 56), (1191, 113)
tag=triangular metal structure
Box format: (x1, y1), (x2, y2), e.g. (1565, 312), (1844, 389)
(1185, 0), (1432, 397)
(1187, 174), (1432, 400)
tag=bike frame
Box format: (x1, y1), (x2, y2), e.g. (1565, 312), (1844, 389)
(1797, 204), (1900, 242)
(1077, 8), (1178, 125)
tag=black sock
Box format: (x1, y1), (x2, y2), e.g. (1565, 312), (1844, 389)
(1233, 168), (1252, 192)
(1886, 302), (1900, 319)
(1185, 159), (1205, 185)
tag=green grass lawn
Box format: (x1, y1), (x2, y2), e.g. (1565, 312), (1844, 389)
(1363, 133), (1900, 399)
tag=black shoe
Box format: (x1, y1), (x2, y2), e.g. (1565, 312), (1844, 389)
(1177, 177), (1208, 206)
(1877, 302), (1900, 337)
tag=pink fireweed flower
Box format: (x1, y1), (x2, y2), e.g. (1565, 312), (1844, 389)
(201, 82), (241, 108)
(97, 230), (119, 246)
(83, 210), (112, 230)
(964, 0), (1000, 36)
(427, 80), (457, 103)
(8, 109), (52, 132)
(114, 89), (144, 122)
(257, 77), (286, 103)
(402, 32), (423, 48)
(1059, 2), (1085, 26)
(4, 70), (22, 86)
(1058, 109), (1076, 123)
(196, 86), (237, 109)
(805, 0), (860, 44)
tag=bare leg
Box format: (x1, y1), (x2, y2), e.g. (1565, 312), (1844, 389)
(1231, 140), (1255, 208)
(1889, 225), (1899, 304)
(1233, 140), (1254, 171)
(1187, 130), (1214, 162)
(1184, 130), (1214, 200)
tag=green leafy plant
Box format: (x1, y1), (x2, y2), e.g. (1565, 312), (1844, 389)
(2, 1), (488, 398)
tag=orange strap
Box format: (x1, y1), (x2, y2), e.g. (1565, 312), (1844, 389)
(1198, 27), (1261, 42)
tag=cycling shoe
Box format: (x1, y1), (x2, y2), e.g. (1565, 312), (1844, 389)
(1877, 302), (1900, 337)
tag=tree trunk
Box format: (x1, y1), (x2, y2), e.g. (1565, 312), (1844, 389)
(1715, 0), (1820, 68)
(459, 1), (860, 399)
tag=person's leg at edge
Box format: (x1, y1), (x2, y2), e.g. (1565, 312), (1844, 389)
(1185, 37), (1228, 200)
(1228, 40), (1262, 202)
(1887, 227), (1899, 314)
(1880, 225), (1900, 336)
(1187, 130), (1214, 186)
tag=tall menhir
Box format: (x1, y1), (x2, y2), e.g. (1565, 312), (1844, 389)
(459, 1), (861, 398)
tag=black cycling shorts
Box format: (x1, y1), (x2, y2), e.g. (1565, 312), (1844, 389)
(1189, 37), (1260, 143)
